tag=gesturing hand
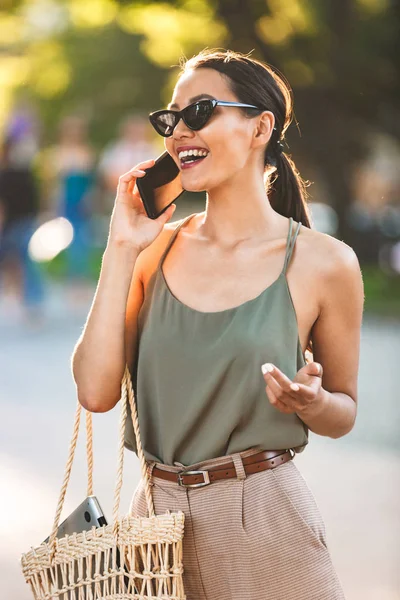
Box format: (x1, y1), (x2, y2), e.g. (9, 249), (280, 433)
(261, 361), (325, 417)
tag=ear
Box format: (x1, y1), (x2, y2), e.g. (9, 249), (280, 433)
(252, 110), (275, 150)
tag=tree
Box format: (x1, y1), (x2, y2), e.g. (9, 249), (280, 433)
(1, 0), (399, 241)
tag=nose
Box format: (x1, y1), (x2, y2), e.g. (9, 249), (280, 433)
(172, 116), (195, 140)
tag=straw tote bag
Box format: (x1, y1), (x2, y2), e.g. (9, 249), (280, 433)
(20, 365), (186, 599)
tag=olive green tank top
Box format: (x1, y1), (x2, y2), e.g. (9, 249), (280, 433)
(125, 213), (309, 466)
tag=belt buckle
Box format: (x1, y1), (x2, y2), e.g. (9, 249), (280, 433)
(178, 469), (211, 488)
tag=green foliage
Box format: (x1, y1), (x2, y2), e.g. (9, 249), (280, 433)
(2, 0), (398, 146)
(0, 0), (224, 143)
(1, 0), (399, 251)
(38, 24), (167, 147)
(362, 265), (400, 317)
(41, 246), (103, 281)
(116, 2), (227, 67)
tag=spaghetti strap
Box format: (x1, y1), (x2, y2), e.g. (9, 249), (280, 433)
(158, 212), (196, 271)
(282, 217), (302, 275)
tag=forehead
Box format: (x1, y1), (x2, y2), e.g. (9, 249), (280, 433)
(169, 68), (236, 109)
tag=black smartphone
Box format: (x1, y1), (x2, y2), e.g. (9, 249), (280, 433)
(136, 150), (185, 219)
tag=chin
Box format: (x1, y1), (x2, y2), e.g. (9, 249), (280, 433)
(181, 176), (208, 193)
(184, 183), (207, 193)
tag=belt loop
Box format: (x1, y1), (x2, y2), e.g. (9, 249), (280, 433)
(231, 452), (247, 481)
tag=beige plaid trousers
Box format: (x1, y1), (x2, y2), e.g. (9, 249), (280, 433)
(130, 447), (346, 600)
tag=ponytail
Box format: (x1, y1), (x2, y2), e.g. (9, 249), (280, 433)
(264, 137), (312, 228)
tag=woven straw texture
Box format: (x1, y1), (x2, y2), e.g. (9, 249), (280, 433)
(20, 365), (186, 600)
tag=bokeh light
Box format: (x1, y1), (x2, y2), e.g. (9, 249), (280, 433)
(28, 217), (74, 262)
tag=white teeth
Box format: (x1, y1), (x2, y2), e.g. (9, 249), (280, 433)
(178, 149), (209, 160)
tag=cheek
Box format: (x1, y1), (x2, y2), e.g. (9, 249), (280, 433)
(209, 121), (250, 169)
(164, 138), (176, 161)
(210, 141), (248, 180)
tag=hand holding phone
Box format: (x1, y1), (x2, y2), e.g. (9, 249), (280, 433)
(107, 158), (177, 253)
(136, 151), (185, 220)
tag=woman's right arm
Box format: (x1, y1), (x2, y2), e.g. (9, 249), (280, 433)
(71, 159), (177, 412)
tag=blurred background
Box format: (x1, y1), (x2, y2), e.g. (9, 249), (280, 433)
(0, 0), (399, 598)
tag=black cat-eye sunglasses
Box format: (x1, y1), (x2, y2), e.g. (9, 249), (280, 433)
(149, 98), (263, 137)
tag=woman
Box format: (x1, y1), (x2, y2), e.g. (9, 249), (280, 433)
(73, 49), (363, 599)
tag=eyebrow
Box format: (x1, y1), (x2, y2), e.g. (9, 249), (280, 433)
(168, 94), (216, 110)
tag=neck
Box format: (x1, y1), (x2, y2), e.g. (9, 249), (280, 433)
(197, 168), (283, 247)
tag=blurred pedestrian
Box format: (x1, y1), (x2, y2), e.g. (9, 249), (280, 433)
(0, 135), (45, 323)
(46, 115), (96, 301)
(5, 101), (40, 168)
(97, 114), (158, 215)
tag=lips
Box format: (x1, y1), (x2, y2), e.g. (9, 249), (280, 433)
(180, 154), (208, 170)
(177, 146), (209, 170)
(176, 145), (209, 154)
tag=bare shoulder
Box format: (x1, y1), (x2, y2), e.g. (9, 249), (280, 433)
(298, 224), (364, 310)
(299, 224), (361, 278)
(136, 215), (188, 287)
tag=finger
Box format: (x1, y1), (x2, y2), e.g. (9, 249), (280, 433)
(132, 181), (140, 198)
(126, 158), (157, 199)
(120, 161), (154, 182)
(264, 374), (296, 410)
(266, 386), (294, 414)
(311, 362), (323, 377)
(124, 159), (155, 176)
(299, 361), (323, 380)
(127, 179), (135, 195)
(128, 174), (146, 199)
(288, 382), (317, 400)
(155, 203), (177, 224)
(264, 369), (314, 411)
(262, 363), (298, 399)
(265, 373), (283, 399)
(134, 158), (156, 169)
(117, 169), (146, 196)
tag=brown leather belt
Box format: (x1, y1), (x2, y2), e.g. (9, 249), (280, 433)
(151, 449), (294, 488)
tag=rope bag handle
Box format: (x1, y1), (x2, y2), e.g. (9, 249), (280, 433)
(48, 364), (154, 561)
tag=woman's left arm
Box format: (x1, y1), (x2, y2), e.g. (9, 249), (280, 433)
(262, 242), (364, 439)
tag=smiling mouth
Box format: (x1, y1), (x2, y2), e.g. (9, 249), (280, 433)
(180, 155), (208, 169)
(178, 149), (209, 169)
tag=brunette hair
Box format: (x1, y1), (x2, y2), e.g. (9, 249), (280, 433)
(179, 48), (312, 228)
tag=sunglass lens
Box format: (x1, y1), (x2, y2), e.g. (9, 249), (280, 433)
(151, 112), (177, 137)
(184, 100), (213, 130)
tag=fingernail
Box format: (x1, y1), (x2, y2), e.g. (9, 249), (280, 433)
(290, 383), (300, 391)
(261, 363), (274, 374)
